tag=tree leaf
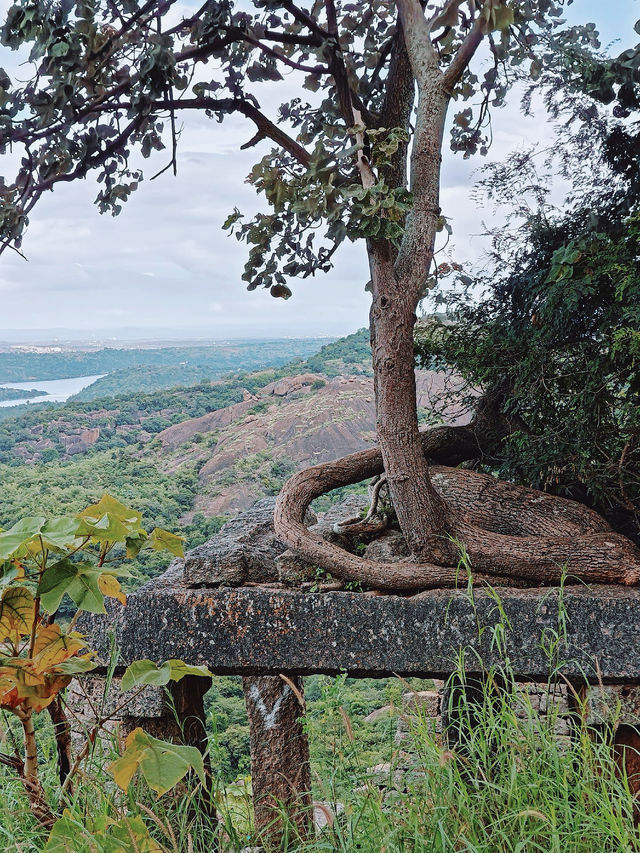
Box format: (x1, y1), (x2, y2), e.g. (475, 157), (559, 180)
(167, 659), (212, 682)
(120, 659), (171, 692)
(31, 625), (87, 673)
(39, 559), (106, 614)
(77, 494), (145, 542)
(121, 658), (211, 692)
(0, 517), (46, 559)
(0, 585), (35, 645)
(98, 573), (126, 605)
(45, 810), (162, 852)
(147, 527), (184, 557)
(109, 727), (205, 795)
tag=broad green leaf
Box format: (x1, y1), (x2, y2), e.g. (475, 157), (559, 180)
(75, 513), (131, 543)
(0, 516), (46, 559)
(38, 559), (105, 614)
(45, 811), (162, 852)
(77, 494), (146, 543)
(79, 494), (143, 527)
(0, 585), (35, 645)
(0, 560), (23, 590)
(167, 659), (212, 682)
(54, 655), (96, 675)
(0, 516), (80, 559)
(120, 659), (171, 692)
(109, 727), (205, 795)
(121, 658), (211, 692)
(125, 530), (148, 558)
(147, 527), (185, 558)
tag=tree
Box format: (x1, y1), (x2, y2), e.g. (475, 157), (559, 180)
(416, 98), (640, 546)
(1, 0), (638, 587)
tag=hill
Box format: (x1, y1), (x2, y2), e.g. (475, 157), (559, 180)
(0, 329), (464, 582)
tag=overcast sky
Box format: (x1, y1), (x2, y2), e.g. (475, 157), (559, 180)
(0, 0), (637, 341)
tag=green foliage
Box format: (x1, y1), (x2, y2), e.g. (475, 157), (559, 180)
(44, 812), (162, 852)
(0, 451), (198, 584)
(0, 342), (331, 386)
(120, 658), (212, 692)
(109, 727), (205, 796)
(0, 496), (214, 844)
(418, 208), (640, 540)
(0, 387), (46, 402)
(0, 0), (594, 293)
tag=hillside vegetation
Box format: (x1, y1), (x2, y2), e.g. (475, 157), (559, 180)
(0, 330), (374, 581)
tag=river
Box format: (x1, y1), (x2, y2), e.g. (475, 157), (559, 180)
(0, 374), (106, 408)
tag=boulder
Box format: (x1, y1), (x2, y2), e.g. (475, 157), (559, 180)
(183, 498), (288, 587)
(183, 494), (371, 588)
(364, 531), (409, 562)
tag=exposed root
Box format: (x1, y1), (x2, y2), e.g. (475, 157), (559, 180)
(332, 475), (389, 537)
(274, 429), (640, 591)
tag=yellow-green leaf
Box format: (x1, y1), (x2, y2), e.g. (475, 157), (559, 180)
(147, 527), (185, 558)
(109, 727), (205, 795)
(98, 573), (126, 605)
(0, 586), (35, 645)
(31, 625), (87, 673)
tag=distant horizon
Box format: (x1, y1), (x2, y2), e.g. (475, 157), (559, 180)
(0, 326), (349, 347)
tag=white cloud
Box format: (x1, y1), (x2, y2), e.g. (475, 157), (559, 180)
(0, 0), (635, 337)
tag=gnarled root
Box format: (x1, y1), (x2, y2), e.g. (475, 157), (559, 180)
(273, 429), (640, 591)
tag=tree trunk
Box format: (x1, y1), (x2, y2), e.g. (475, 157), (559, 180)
(368, 78), (451, 562)
(243, 675), (312, 850)
(48, 695), (72, 792)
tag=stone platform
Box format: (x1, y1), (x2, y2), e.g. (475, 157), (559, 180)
(74, 497), (640, 844)
(82, 581), (640, 684)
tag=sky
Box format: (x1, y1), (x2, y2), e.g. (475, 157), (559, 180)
(0, 0), (637, 341)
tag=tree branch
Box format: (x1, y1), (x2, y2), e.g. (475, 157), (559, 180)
(442, 13), (485, 90)
(281, 0), (329, 39)
(379, 20), (415, 192)
(139, 97), (312, 167)
(395, 0), (439, 90)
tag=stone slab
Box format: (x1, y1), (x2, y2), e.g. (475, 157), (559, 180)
(79, 584), (640, 683)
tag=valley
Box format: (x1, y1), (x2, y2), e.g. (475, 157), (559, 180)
(0, 328), (461, 584)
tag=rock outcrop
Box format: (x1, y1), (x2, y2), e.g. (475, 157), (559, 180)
(155, 369), (468, 519)
(182, 495), (369, 587)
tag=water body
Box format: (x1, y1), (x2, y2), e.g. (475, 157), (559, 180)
(0, 374), (106, 408)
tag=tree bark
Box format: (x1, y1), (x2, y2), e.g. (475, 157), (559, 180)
(48, 695), (72, 791)
(273, 431), (640, 591)
(367, 72), (450, 560)
(369, 241), (450, 561)
(243, 675), (313, 850)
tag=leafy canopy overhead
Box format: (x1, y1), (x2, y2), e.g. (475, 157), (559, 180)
(1, 0), (598, 295)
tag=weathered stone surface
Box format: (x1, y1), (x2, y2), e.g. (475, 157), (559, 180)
(311, 494), (369, 543)
(183, 498), (292, 587)
(68, 676), (166, 720)
(80, 584), (640, 683)
(183, 495), (370, 587)
(364, 531), (410, 562)
(364, 705), (394, 723)
(579, 684), (640, 725)
(277, 548), (317, 586)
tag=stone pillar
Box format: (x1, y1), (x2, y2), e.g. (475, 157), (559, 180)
(243, 675), (312, 849)
(573, 684), (640, 809)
